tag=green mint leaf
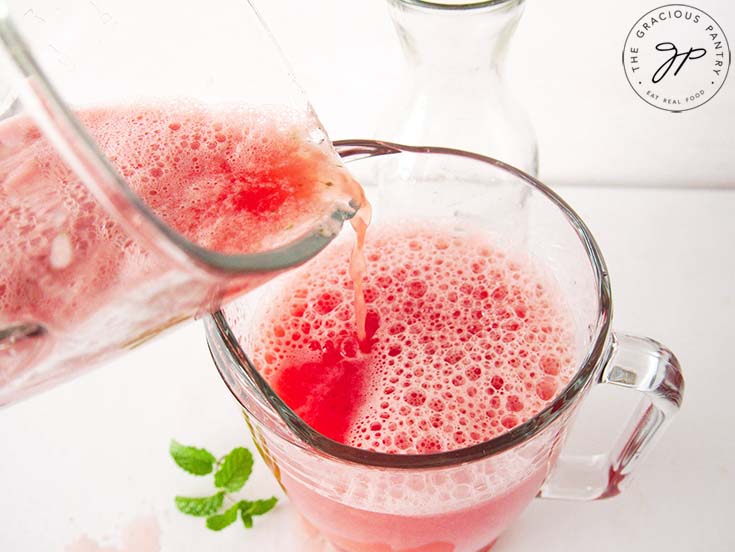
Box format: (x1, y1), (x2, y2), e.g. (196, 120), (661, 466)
(175, 491), (225, 517)
(206, 502), (240, 531)
(170, 440), (216, 475)
(243, 497), (278, 516)
(214, 447), (253, 492)
(238, 497), (277, 528)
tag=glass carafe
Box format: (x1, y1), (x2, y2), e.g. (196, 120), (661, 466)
(377, 0), (538, 175)
(0, 0), (363, 405)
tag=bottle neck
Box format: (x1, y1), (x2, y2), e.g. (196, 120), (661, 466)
(388, 0), (525, 77)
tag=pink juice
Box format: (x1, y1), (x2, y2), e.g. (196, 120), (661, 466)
(251, 224), (576, 551)
(0, 103), (364, 401)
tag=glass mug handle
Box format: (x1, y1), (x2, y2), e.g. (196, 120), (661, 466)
(539, 331), (684, 500)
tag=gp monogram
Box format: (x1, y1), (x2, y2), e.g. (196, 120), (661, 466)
(623, 4), (730, 112)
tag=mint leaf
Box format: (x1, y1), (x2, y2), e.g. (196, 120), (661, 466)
(175, 492), (225, 516)
(170, 440), (216, 475)
(238, 497), (277, 528)
(206, 502), (240, 531)
(243, 497), (278, 516)
(214, 447), (253, 492)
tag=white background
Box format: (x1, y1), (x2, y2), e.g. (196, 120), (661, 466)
(256, 0), (735, 188)
(1, 1), (734, 551)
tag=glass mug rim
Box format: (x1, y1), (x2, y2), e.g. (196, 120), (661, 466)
(207, 139), (613, 469)
(0, 6), (350, 278)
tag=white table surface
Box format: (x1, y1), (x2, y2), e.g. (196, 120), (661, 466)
(1, 186), (733, 551)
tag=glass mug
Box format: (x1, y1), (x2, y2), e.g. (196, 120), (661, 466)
(205, 141), (684, 552)
(0, 0), (358, 405)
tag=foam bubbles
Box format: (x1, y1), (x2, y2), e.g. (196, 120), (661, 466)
(75, 103), (361, 255)
(254, 223), (577, 454)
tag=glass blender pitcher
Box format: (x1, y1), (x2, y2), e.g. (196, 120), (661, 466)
(0, 0), (363, 405)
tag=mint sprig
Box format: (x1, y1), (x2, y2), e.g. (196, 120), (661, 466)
(170, 439), (277, 532)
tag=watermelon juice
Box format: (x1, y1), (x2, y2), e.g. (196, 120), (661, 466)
(247, 223), (577, 551)
(0, 103), (366, 403)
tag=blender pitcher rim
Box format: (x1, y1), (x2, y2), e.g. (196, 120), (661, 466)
(206, 140), (614, 470)
(0, 9), (351, 277)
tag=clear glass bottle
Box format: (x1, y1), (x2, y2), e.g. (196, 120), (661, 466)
(378, 0), (538, 176)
